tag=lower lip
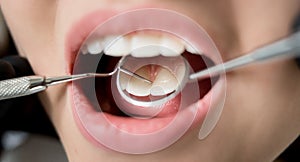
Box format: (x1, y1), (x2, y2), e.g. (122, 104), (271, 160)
(67, 8), (225, 154)
(71, 81), (214, 154)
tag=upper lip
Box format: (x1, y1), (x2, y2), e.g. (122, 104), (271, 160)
(64, 6), (162, 74)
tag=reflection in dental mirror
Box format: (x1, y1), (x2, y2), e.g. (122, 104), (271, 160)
(116, 55), (188, 108)
(120, 64), (178, 97)
(108, 54), (202, 119)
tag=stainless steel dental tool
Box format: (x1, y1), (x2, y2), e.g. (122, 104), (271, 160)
(0, 66), (151, 101)
(190, 30), (300, 80)
(0, 30), (299, 101)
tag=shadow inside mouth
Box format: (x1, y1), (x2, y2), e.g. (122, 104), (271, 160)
(182, 51), (219, 98)
(73, 51), (218, 117)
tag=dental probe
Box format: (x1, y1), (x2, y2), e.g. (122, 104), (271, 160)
(0, 66), (151, 101)
(189, 30), (300, 80)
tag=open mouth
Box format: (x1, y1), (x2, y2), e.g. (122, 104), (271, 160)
(66, 8), (225, 154)
(74, 31), (217, 118)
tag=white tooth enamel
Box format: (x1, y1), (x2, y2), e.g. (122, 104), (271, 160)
(150, 68), (178, 96)
(102, 35), (119, 47)
(126, 80), (152, 96)
(125, 68), (152, 96)
(104, 36), (131, 56)
(119, 72), (131, 90)
(86, 39), (103, 55)
(185, 42), (201, 54)
(131, 33), (161, 58)
(160, 35), (185, 56)
(99, 32), (203, 57)
(81, 44), (88, 55)
(124, 66), (179, 97)
(175, 63), (186, 84)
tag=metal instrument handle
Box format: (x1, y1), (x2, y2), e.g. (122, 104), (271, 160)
(0, 76), (46, 101)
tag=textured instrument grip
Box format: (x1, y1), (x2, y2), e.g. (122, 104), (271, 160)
(0, 77), (31, 100)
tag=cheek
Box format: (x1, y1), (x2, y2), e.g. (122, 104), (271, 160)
(1, 1), (63, 75)
(1, 1), (56, 48)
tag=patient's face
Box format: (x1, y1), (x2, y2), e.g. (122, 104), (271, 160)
(1, 0), (300, 161)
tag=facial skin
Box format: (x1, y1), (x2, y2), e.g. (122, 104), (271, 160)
(1, 0), (300, 161)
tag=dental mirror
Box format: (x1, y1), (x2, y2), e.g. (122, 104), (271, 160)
(116, 55), (189, 107)
(112, 53), (200, 118)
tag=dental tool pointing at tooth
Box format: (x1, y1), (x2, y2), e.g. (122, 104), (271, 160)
(0, 30), (299, 101)
(0, 65), (151, 101)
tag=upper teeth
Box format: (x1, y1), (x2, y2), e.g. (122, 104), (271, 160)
(81, 31), (198, 97)
(82, 31), (199, 57)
